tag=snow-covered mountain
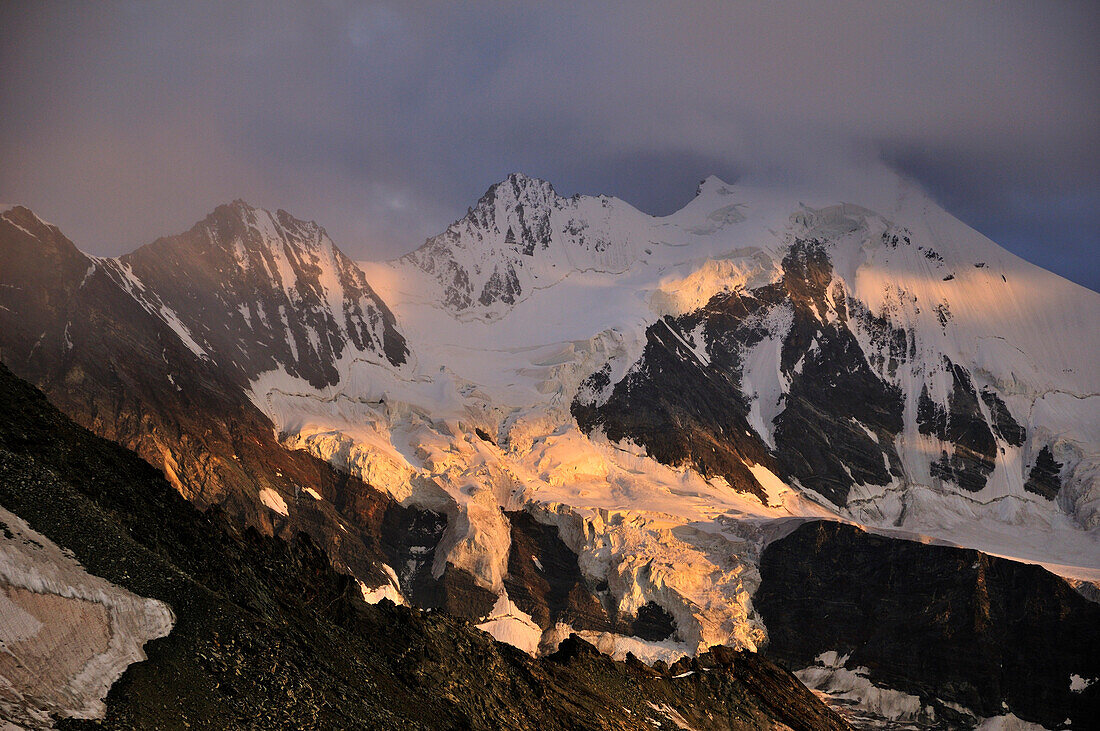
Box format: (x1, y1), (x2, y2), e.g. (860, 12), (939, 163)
(346, 172), (1099, 609)
(2, 168), (1098, 727)
(402, 172), (655, 319)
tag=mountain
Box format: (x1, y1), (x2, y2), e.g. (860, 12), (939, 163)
(402, 172), (652, 319)
(2, 166), (1098, 729)
(114, 200), (407, 388)
(0, 361), (849, 730)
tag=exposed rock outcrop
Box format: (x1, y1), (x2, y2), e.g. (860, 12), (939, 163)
(755, 520), (1100, 728)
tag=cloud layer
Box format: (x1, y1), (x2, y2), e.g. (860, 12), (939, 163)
(1, 1), (1097, 288)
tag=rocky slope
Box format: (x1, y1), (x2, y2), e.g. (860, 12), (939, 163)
(0, 203), (436, 599)
(116, 200), (407, 389)
(0, 361), (848, 730)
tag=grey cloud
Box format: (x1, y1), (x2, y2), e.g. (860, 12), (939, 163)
(1, 1), (1096, 289)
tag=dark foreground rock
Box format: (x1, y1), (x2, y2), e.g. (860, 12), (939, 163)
(755, 520), (1100, 729)
(0, 362), (847, 729)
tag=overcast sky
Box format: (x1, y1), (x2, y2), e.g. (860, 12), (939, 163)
(2, 1), (1097, 289)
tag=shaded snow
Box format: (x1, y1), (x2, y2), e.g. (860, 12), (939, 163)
(795, 651), (930, 725)
(1069, 673), (1095, 692)
(357, 565), (406, 607)
(975, 714), (1050, 731)
(475, 591), (542, 656)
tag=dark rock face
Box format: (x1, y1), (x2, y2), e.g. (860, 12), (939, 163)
(771, 245), (905, 505)
(573, 299), (779, 500)
(1024, 446), (1063, 500)
(755, 520), (1100, 728)
(503, 511), (678, 641)
(918, 359), (998, 491)
(434, 565), (500, 620)
(505, 510), (612, 631)
(573, 239), (905, 505)
(119, 200), (407, 390)
(0, 362), (847, 730)
(478, 263), (522, 306)
(630, 602), (678, 642)
(981, 390), (1026, 447)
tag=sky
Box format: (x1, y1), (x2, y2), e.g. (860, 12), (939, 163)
(1, 1), (1097, 290)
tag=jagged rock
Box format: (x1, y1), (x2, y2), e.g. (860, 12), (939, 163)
(981, 389), (1026, 446)
(917, 358), (997, 491)
(574, 239), (906, 505)
(119, 200), (407, 388)
(1024, 446), (1063, 500)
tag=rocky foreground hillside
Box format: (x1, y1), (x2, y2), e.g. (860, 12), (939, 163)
(0, 361), (847, 729)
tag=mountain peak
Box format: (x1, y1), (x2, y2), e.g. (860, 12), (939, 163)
(0, 206), (79, 270)
(114, 200), (408, 383)
(695, 175), (735, 197)
(480, 172), (558, 209)
(190, 201), (333, 259)
(1, 204), (57, 235)
(503, 171), (555, 191)
(207, 198), (261, 220)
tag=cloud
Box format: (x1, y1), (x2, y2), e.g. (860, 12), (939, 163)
(1, 1), (1097, 288)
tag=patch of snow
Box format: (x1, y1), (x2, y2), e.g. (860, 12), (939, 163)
(356, 568), (406, 607)
(645, 701), (698, 731)
(475, 591), (542, 655)
(1069, 673), (1094, 692)
(975, 713), (1050, 731)
(795, 650), (932, 724)
(747, 463), (791, 508)
(0, 507), (174, 729)
(740, 305), (793, 448)
(258, 488), (288, 516)
(573, 631), (693, 665)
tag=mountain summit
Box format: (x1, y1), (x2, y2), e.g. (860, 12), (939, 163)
(401, 172), (653, 318)
(111, 200), (408, 388)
